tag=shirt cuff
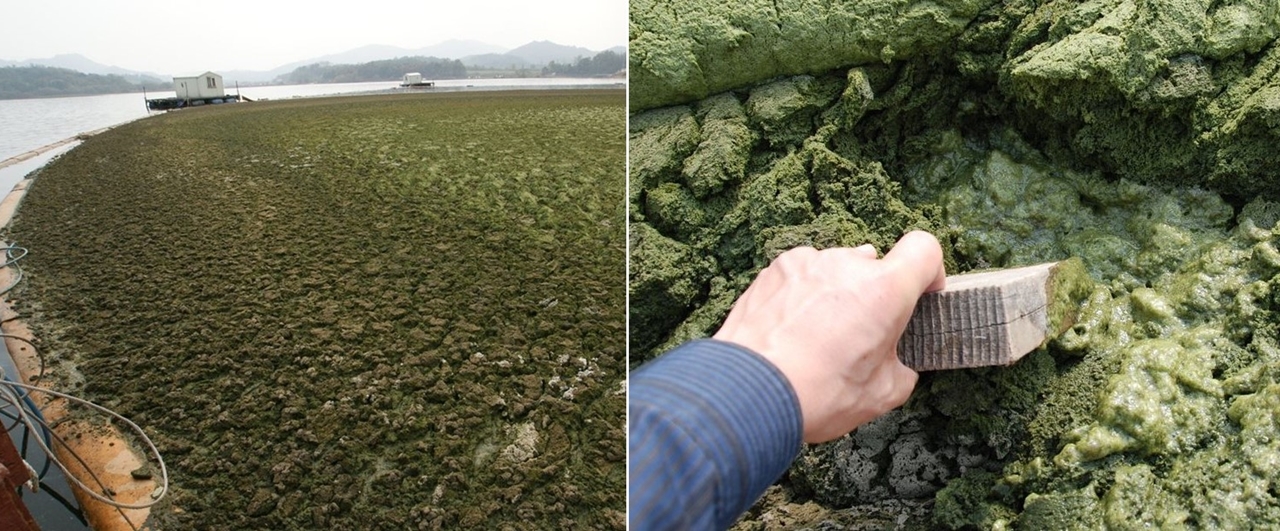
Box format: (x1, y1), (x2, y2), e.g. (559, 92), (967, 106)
(629, 338), (804, 529)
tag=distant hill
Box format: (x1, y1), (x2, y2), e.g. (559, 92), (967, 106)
(0, 53), (166, 87)
(0, 40), (626, 87)
(417, 40), (508, 59)
(461, 53), (531, 70)
(309, 44), (420, 66)
(274, 56), (467, 85)
(271, 47), (623, 85)
(220, 66), (297, 85)
(506, 41), (596, 65)
(224, 40), (510, 83)
(462, 41), (612, 70)
(0, 65), (152, 99)
(222, 46), (416, 84)
(0, 53), (154, 77)
(543, 50), (626, 77)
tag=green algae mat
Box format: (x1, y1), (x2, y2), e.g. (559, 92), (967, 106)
(9, 90), (624, 529)
(630, 1), (1280, 528)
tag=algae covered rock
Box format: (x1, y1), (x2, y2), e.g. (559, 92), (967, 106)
(1001, 0), (1280, 195)
(791, 408), (992, 506)
(629, 223), (717, 354)
(629, 105), (701, 200)
(682, 94), (756, 197)
(745, 76), (843, 148)
(629, 0), (994, 110)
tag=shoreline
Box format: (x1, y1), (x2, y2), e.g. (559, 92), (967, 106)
(0, 127), (110, 171)
(2, 81), (626, 169)
(0, 164), (153, 530)
(0, 77), (628, 103)
(242, 81), (626, 102)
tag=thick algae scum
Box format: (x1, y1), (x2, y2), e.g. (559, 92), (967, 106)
(12, 91), (625, 529)
(630, 0), (1280, 528)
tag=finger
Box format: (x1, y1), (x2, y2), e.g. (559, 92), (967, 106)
(771, 246), (819, 270)
(883, 231), (946, 294)
(818, 245), (877, 263)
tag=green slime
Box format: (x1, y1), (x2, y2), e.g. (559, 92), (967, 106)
(631, 0), (1280, 527)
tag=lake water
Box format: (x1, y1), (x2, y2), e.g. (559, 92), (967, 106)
(0, 77), (624, 166)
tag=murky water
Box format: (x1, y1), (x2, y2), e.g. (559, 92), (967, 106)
(0, 93), (148, 162)
(0, 339), (91, 530)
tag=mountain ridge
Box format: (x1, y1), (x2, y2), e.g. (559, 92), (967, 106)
(0, 53), (165, 80)
(2, 40), (624, 83)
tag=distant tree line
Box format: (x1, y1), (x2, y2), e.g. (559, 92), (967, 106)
(0, 65), (156, 100)
(542, 51), (625, 77)
(276, 56), (467, 84)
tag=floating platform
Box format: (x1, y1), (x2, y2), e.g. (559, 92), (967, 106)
(146, 95), (245, 111)
(400, 82), (435, 89)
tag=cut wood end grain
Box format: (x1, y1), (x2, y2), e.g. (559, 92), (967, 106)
(897, 259), (1091, 371)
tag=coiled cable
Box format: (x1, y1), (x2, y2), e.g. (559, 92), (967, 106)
(0, 241), (168, 526)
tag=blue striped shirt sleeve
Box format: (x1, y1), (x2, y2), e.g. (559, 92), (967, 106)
(628, 339), (804, 530)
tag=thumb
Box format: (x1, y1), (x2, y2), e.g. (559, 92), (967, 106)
(883, 231), (946, 295)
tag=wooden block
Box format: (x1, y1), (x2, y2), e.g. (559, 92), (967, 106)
(897, 259), (1090, 371)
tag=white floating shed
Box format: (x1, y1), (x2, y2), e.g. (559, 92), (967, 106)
(403, 72), (423, 85)
(173, 72), (225, 100)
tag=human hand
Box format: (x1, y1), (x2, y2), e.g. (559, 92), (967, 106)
(712, 231), (946, 443)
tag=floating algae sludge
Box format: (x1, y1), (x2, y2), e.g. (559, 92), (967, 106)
(12, 91), (625, 529)
(630, 0), (1280, 527)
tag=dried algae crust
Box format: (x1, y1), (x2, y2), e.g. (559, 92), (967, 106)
(630, 0), (1280, 528)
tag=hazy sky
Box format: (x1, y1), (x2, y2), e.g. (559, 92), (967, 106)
(0, 0), (627, 74)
